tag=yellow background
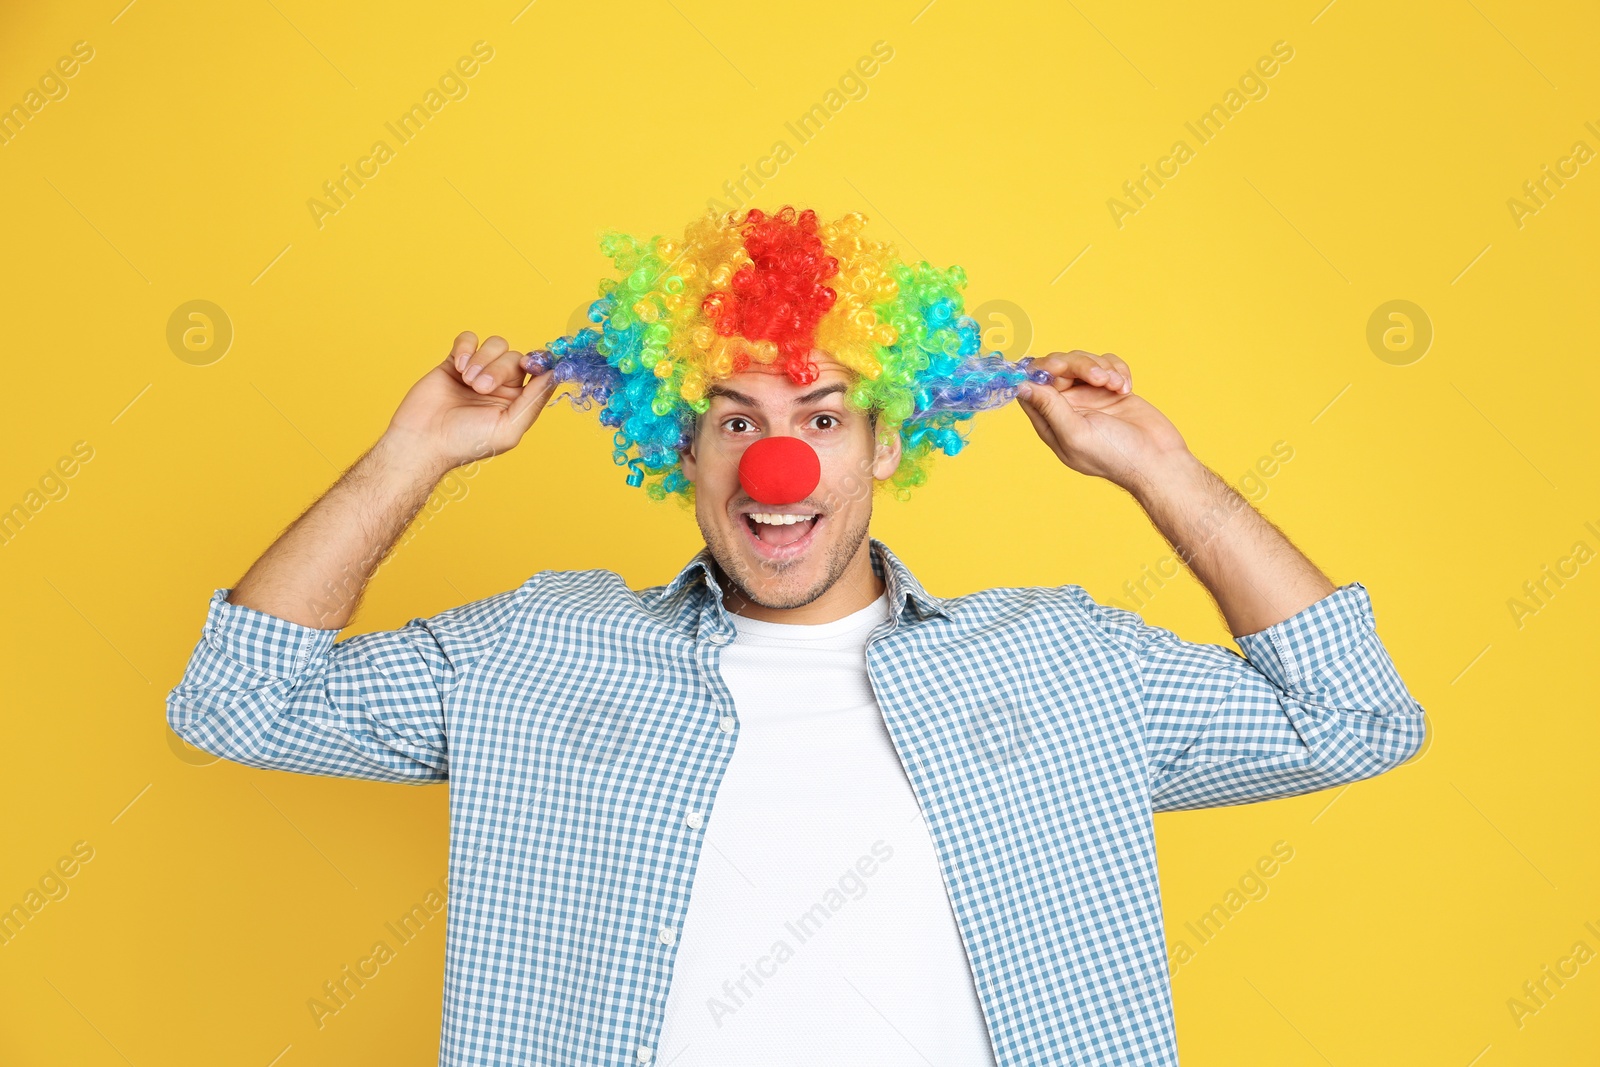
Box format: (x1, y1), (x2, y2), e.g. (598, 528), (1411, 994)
(3, 0), (1596, 1063)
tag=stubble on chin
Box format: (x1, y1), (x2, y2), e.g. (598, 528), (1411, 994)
(701, 509), (871, 613)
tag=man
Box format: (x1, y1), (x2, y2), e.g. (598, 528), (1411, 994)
(169, 319), (1426, 1064)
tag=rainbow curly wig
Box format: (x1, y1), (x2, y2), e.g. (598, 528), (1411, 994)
(529, 205), (1049, 511)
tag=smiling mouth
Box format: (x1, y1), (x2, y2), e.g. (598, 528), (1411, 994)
(738, 512), (823, 559)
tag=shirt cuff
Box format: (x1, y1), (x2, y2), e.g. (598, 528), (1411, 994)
(200, 588), (342, 676)
(1233, 581), (1376, 691)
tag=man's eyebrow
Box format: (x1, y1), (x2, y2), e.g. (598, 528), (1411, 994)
(703, 381), (849, 408)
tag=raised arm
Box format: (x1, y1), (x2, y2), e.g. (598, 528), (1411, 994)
(229, 331), (556, 629)
(166, 332), (558, 780)
(1019, 350), (1427, 808)
(1017, 348), (1336, 634)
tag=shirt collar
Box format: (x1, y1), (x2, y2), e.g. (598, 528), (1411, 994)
(660, 536), (950, 624)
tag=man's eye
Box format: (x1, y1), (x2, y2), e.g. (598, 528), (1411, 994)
(722, 414), (842, 434)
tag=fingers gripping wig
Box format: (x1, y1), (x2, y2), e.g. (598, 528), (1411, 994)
(529, 205), (1048, 510)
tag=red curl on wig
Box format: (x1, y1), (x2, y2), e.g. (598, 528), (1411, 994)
(700, 206), (841, 385)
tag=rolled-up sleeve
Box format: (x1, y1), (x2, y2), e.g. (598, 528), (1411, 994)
(1069, 582), (1428, 812)
(166, 584), (526, 783)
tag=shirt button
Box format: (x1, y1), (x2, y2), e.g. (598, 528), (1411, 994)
(659, 925), (677, 945)
(719, 716), (736, 733)
(637, 1045), (654, 1063)
(686, 810), (703, 828)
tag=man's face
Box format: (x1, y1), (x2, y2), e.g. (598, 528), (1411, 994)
(679, 349), (901, 611)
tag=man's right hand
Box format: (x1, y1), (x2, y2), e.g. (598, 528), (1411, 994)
(384, 331), (560, 473)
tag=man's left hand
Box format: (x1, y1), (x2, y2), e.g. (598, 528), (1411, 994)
(1015, 350), (1191, 494)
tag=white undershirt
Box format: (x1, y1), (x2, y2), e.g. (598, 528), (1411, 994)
(655, 592), (998, 1066)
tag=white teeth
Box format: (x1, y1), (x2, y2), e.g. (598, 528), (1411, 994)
(747, 513), (817, 526)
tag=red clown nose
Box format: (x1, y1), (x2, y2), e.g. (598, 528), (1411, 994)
(738, 436), (821, 507)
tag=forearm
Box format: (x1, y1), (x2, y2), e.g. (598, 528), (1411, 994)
(1127, 450), (1335, 637)
(229, 430), (451, 629)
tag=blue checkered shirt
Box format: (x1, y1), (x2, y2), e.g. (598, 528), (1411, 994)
(167, 537), (1426, 1065)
